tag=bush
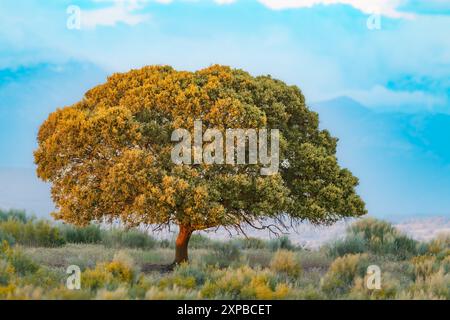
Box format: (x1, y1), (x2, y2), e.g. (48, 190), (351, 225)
(331, 218), (419, 259)
(95, 286), (129, 300)
(0, 230), (15, 246)
(60, 224), (102, 244)
(82, 253), (136, 291)
(203, 242), (241, 268)
(189, 234), (215, 249)
(327, 234), (366, 257)
(0, 259), (14, 286)
(101, 229), (156, 249)
(321, 253), (369, 296)
(0, 209), (29, 223)
(403, 268), (450, 300)
(232, 237), (267, 250)
(200, 266), (291, 299)
(268, 236), (296, 251)
(173, 263), (207, 286)
(0, 219), (65, 247)
(349, 272), (399, 300)
(145, 286), (198, 300)
(412, 256), (438, 281)
(0, 242), (39, 276)
(269, 250), (302, 277)
(427, 233), (450, 256)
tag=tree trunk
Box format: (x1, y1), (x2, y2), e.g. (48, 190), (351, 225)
(174, 225), (192, 264)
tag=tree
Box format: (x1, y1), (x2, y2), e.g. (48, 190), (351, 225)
(34, 65), (366, 264)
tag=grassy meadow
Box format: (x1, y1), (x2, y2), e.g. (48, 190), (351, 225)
(0, 209), (448, 300)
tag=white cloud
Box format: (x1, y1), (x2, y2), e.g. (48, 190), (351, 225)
(257, 0), (414, 18)
(214, 0), (237, 4)
(345, 85), (446, 111)
(81, 0), (169, 29)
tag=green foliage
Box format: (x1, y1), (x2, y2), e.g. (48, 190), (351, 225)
(350, 218), (418, 258)
(101, 229), (157, 249)
(327, 234), (366, 257)
(0, 209), (29, 223)
(0, 230), (15, 246)
(0, 219), (65, 247)
(203, 242), (242, 268)
(328, 218), (419, 259)
(188, 234), (215, 249)
(0, 259), (14, 286)
(173, 263), (207, 287)
(60, 224), (102, 244)
(268, 236), (296, 251)
(0, 242), (39, 277)
(232, 237), (267, 250)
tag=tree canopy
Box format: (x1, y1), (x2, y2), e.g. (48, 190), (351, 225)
(35, 65), (366, 263)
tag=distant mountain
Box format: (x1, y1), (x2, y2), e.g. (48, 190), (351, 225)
(311, 96), (450, 218)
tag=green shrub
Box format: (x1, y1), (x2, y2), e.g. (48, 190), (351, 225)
(203, 242), (241, 268)
(327, 234), (366, 257)
(268, 236), (296, 251)
(173, 263), (207, 286)
(101, 229), (156, 249)
(0, 219), (65, 247)
(0, 259), (14, 286)
(336, 218), (419, 259)
(0, 230), (15, 246)
(321, 253), (369, 296)
(60, 224), (102, 244)
(189, 234), (215, 249)
(232, 237), (267, 250)
(0, 242), (39, 276)
(0, 209), (29, 223)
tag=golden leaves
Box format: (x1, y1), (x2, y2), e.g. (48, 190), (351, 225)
(35, 64), (365, 231)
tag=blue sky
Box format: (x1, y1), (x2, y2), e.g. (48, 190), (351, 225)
(1, 0), (450, 218)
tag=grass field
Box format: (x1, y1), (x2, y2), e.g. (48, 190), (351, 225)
(0, 209), (448, 300)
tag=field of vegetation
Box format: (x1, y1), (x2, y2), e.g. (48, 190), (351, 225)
(0, 209), (448, 300)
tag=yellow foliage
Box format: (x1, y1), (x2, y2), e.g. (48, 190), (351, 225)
(82, 254), (135, 290)
(412, 255), (437, 280)
(269, 250), (302, 277)
(321, 253), (368, 295)
(200, 266), (291, 299)
(95, 286), (129, 300)
(0, 284), (16, 297)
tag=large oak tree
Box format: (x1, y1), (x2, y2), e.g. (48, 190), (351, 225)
(35, 65), (366, 264)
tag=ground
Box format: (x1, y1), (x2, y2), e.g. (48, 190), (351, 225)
(0, 211), (449, 300)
